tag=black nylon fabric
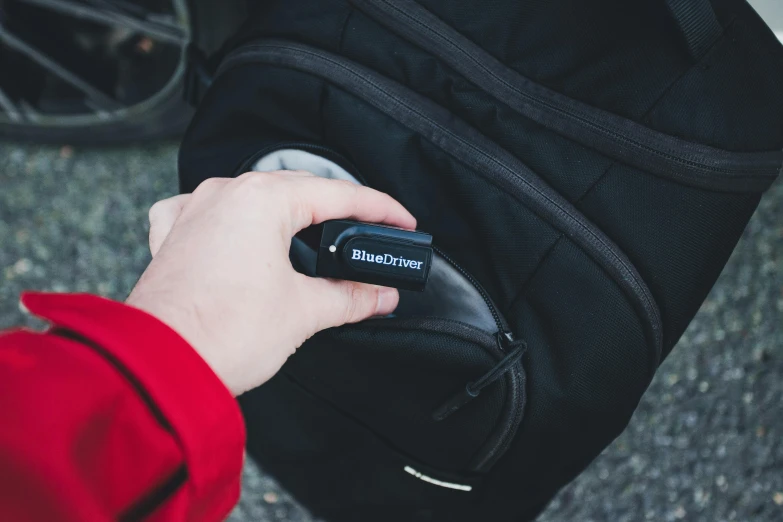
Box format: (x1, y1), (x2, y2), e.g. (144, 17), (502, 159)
(179, 0), (783, 520)
(665, 0), (724, 60)
(285, 321), (512, 472)
(646, 13), (783, 151)
(340, 10), (616, 202)
(410, 0), (688, 121)
(241, 373), (486, 522)
(579, 163), (762, 354)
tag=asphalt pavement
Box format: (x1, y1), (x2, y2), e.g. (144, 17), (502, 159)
(1, 141), (781, 521)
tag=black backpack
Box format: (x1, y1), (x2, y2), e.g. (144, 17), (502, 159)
(178, 1), (783, 520)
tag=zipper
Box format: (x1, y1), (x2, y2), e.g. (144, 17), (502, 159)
(217, 41), (663, 372)
(351, 316), (525, 470)
(432, 245), (512, 341)
(349, 0), (782, 193)
(240, 141), (513, 339)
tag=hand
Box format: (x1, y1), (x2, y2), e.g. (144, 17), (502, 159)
(126, 171), (416, 396)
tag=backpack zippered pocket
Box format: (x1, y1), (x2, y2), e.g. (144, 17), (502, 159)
(347, 0), (782, 192)
(287, 317), (524, 472)
(244, 141), (524, 471)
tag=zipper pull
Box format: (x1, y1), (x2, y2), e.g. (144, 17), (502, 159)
(432, 333), (527, 422)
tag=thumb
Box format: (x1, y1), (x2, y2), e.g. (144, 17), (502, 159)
(148, 194), (190, 257)
(302, 277), (400, 330)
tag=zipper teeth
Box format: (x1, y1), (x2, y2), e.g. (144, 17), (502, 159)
(474, 362), (524, 469)
(367, 0), (708, 172)
(219, 43), (662, 369)
(432, 245), (507, 340)
(351, 315), (523, 470)
(351, 0), (782, 182)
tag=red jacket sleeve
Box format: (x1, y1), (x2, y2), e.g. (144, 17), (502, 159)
(0, 293), (245, 521)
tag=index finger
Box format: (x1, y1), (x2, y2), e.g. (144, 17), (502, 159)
(286, 176), (417, 233)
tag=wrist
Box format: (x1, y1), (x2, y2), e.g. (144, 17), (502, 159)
(125, 288), (236, 395)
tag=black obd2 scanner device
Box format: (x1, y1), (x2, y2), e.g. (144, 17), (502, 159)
(313, 220), (432, 292)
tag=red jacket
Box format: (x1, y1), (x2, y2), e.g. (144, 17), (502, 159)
(0, 293), (245, 521)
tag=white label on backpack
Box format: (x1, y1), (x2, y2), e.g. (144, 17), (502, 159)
(403, 466), (473, 492)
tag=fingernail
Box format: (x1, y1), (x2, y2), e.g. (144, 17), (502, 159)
(376, 287), (399, 316)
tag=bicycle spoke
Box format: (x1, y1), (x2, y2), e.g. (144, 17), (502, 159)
(18, 100), (43, 121)
(89, 0), (182, 29)
(14, 0), (188, 45)
(0, 0), (189, 127)
(0, 26), (123, 111)
(0, 86), (24, 122)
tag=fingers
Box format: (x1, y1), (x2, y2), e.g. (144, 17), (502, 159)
(301, 276), (400, 331)
(191, 170), (417, 246)
(288, 176), (416, 233)
(148, 194), (190, 257)
(236, 170), (415, 233)
(232, 171), (416, 233)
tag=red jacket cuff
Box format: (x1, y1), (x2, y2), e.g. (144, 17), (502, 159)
(21, 292), (246, 518)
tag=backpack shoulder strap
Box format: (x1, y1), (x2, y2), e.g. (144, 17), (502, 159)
(666, 0), (724, 61)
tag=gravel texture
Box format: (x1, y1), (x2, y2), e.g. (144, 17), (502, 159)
(1, 141), (781, 521)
